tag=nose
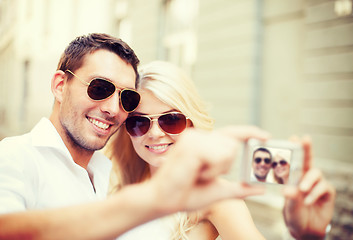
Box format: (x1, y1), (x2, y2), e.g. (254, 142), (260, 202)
(260, 161), (267, 167)
(147, 119), (166, 138)
(100, 91), (122, 117)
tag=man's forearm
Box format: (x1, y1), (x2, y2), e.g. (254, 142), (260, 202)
(0, 182), (165, 240)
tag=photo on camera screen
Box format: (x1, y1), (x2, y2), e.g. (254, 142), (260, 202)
(240, 139), (303, 186)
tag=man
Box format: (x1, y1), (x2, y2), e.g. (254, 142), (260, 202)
(0, 33), (335, 240)
(252, 147), (272, 182)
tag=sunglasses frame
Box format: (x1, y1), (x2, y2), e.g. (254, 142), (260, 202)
(125, 112), (191, 137)
(272, 160), (288, 168)
(254, 157), (272, 165)
(65, 69), (140, 113)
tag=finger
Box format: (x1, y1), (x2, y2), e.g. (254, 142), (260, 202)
(282, 185), (301, 199)
(230, 182), (266, 198)
(220, 125), (270, 142)
(199, 143), (237, 181)
(303, 179), (332, 205)
(299, 168), (322, 193)
(289, 135), (313, 174)
(184, 180), (266, 211)
(212, 180), (266, 200)
(289, 135), (308, 173)
(301, 135), (313, 173)
(198, 140), (238, 182)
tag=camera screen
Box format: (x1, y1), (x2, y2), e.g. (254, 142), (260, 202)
(250, 147), (292, 185)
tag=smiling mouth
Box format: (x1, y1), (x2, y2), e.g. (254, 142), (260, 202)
(146, 143), (172, 151)
(88, 117), (111, 130)
(257, 167), (269, 173)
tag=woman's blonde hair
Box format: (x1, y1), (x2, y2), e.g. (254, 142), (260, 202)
(272, 151), (291, 184)
(105, 61), (214, 239)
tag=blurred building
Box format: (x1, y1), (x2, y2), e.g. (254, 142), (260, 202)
(0, 0), (352, 239)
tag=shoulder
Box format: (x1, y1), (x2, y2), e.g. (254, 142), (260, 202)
(0, 133), (42, 190)
(185, 200), (249, 240)
(0, 134), (40, 213)
(202, 198), (249, 221)
(201, 199), (266, 240)
(0, 133), (31, 148)
(0, 133), (34, 165)
(0, 132), (41, 176)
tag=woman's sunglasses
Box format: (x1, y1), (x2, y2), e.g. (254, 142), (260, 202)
(125, 112), (190, 137)
(66, 70), (140, 113)
(272, 160), (288, 168)
(254, 157), (272, 164)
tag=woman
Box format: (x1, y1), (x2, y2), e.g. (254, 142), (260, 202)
(105, 61), (265, 239)
(272, 151), (291, 184)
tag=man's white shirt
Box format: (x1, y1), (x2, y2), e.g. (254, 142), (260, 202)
(0, 118), (111, 213)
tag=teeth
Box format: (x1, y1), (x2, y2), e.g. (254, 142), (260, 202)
(148, 145), (169, 150)
(89, 118), (110, 130)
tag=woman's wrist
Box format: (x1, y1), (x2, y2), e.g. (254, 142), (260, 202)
(298, 234), (325, 240)
(296, 224), (331, 240)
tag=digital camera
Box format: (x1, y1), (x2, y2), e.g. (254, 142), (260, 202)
(240, 139), (304, 186)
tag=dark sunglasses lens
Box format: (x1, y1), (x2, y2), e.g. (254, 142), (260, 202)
(272, 162), (278, 168)
(280, 160), (287, 165)
(159, 113), (187, 134)
(125, 116), (150, 137)
(264, 158), (271, 164)
(88, 79), (115, 100)
(254, 157), (261, 164)
(120, 90), (141, 112)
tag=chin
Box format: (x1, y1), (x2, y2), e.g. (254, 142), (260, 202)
(149, 159), (163, 168)
(81, 139), (107, 151)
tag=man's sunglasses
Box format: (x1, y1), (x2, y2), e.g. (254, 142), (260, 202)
(254, 157), (272, 164)
(66, 70), (140, 113)
(272, 160), (288, 168)
(125, 112), (190, 137)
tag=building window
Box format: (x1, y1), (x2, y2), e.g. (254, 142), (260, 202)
(160, 0), (199, 73)
(113, 0), (131, 43)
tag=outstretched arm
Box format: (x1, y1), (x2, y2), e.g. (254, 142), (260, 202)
(0, 183), (166, 240)
(0, 126), (268, 240)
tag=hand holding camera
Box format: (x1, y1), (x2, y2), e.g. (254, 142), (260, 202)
(282, 137), (336, 239)
(240, 136), (335, 239)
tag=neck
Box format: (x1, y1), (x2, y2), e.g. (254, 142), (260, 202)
(282, 177), (288, 184)
(49, 112), (93, 169)
(149, 165), (158, 176)
(68, 143), (94, 169)
(255, 175), (267, 182)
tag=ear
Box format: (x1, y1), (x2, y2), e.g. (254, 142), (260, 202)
(51, 70), (66, 103)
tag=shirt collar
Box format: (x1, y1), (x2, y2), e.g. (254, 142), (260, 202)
(30, 118), (112, 196)
(31, 117), (111, 169)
